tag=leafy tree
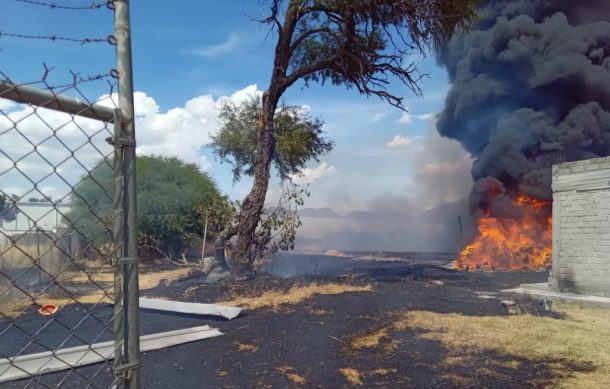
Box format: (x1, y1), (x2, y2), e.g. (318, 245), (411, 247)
(0, 194), (18, 225)
(210, 97), (329, 272)
(66, 155), (221, 259)
(211, 98), (333, 183)
(229, 0), (479, 274)
(196, 195), (237, 268)
(208, 183), (307, 272)
(201, 195), (239, 270)
(252, 182), (308, 260)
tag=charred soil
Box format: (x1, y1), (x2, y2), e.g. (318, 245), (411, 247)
(7, 255), (607, 388)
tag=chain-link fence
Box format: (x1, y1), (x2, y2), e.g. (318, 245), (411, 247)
(0, 1), (139, 387)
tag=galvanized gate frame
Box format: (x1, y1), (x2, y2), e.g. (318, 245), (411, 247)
(111, 1), (140, 388)
(0, 1), (141, 387)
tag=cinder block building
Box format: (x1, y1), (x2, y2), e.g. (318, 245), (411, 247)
(551, 157), (610, 297)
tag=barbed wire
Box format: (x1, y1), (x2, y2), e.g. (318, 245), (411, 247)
(7, 0), (111, 10)
(1, 65), (111, 81)
(0, 0), (125, 386)
(0, 31), (115, 45)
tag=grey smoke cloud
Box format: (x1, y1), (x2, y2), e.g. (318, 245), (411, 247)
(294, 127), (475, 253)
(408, 123), (474, 210)
(437, 0), (610, 208)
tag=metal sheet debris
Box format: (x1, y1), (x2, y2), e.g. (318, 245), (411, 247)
(139, 298), (243, 320)
(0, 325), (223, 383)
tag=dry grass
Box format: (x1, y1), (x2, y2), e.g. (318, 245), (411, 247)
(310, 308), (329, 316)
(338, 367), (398, 386)
(0, 243), (53, 268)
(275, 366), (307, 385)
(219, 283), (372, 310)
(350, 328), (390, 350)
(1, 289), (112, 318)
(138, 267), (194, 289)
(68, 265), (195, 290)
(339, 368), (364, 386)
(1, 265), (196, 318)
(67, 267), (114, 284)
(369, 368), (397, 376)
(381, 303), (610, 388)
(235, 342), (258, 353)
(31, 292), (112, 311)
(0, 243), (111, 271)
(348, 325), (401, 355)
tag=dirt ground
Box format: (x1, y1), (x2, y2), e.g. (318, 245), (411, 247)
(3, 253), (609, 388)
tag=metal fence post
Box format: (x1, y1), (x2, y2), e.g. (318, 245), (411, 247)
(112, 109), (126, 388)
(1, 3), (134, 386)
(113, 1), (140, 388)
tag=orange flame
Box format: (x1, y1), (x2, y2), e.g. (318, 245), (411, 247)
(456, 195), (552, 271)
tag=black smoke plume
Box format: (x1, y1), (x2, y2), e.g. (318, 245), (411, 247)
(437, 0), (610, 219)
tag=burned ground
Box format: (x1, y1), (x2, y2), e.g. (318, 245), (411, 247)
(3, 253), (608, 388)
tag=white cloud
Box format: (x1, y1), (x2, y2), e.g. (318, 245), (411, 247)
(223, 84), (262, 106)
(386, 134), (416, 148)
(397, 112), (413, 124)
(298, 104), (311, 114)
(397, 112), (436, 124)
(417, 112), (435, 121)
(0, 98), (16, 111)
(97, 84), (263, 173)
(188, 33), (240, 57)
(0, 98), (116, 200)
(372, 112), (387, 122)
(0, 84), (264, 199)
(290, 162), (336, 185)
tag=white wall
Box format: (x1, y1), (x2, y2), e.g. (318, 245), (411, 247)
(1, 202), (71, 235)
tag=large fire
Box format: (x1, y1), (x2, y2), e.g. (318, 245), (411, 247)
(455, 195), (552, 271)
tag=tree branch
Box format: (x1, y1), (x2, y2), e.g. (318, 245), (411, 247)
(289, 27), (334, 54)
(284, 55), (338, 89)
(258, 0), (283, 33)
(139, 244), (192, 267)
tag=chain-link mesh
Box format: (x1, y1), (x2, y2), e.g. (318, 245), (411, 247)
(0, 2), (133, 387)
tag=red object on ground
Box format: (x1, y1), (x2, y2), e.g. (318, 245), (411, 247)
(38, 304), (58, 316)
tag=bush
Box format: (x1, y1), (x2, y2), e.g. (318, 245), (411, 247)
(65, 155), (221, 259)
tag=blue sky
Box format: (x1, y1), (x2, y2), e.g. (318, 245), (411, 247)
(0, 1), (472, 217)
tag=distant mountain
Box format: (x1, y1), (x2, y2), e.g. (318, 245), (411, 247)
(298, 207), (340, 218)
(297, 200), (473, 222)
(294, 198), (475, 253)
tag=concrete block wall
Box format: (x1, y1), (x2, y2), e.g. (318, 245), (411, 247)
(551, 156), (610, 297)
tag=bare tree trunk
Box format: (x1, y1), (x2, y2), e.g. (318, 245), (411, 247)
(231, 93), (277, 275)
(229, 8), (292, 274)
(201, 211), (208, 261)
(213, 225), (236, 271)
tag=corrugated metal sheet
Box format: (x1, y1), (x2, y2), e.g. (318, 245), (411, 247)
(0, 325), (223, 383)
(139, 298), (243, 320)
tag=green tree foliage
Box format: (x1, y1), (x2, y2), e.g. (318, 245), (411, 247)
(284, 0), (479, 104)
(211, 98), (333, 183)
(209, 97), (326, 271)
(0, 194), (18, 224)
(65, 155), (221, 259)
(230, 0), (479, 274)
(197, 195), (238, 240)
(208, 183), (308, 271)
(252, 182), (308, 259)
